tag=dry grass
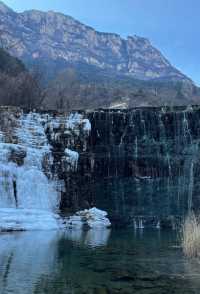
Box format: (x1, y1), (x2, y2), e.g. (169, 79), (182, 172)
(182, 213), (200, 258)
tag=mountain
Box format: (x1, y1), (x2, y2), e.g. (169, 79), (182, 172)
(0, 47), (25, 75)
(0, 1), (191, 82)
(0, 1), (199, 110)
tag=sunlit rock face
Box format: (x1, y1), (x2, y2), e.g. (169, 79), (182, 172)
(0, 2), (189, 82)
(1, 106), (200, 229)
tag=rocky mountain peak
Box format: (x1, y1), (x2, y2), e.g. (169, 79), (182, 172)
(0, 1), (14, 14)
(0, 1), (191, 83)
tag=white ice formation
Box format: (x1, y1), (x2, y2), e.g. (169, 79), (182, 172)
(0, 110), (93, 231)
(63, 207), (111, 229)
(0, 112), (61, 231)
(64, 148), (79, 171)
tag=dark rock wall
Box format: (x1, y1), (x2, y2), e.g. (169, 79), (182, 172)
(2, 106), (200, 228)
(55, 107), (200, 227)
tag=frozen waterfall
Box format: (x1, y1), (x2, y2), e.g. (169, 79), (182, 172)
(0, 112), (61, 231)
(0, 109), (110, 231)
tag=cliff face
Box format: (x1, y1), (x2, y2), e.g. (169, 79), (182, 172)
(1, 106), (200, 228)
(0, 1), (189, 82)
(1, 1), (199, 110)
(47, 106), (200, 228)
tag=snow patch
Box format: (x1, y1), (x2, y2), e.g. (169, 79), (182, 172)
(64, 148), (79, 171)
(82, 118), (91, 133)
(0, 209), (60, 231)
(65, 113), (91, 135)
(63, 207), (111, 229)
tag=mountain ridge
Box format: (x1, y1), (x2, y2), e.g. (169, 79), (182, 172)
(0, 1), (199, 110)
(0, 1), (192, 83)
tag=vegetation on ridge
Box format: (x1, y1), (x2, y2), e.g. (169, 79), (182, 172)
(0, 48), (44, 109)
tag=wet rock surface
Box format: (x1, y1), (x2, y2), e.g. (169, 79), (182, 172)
(1, 106), (200, 228)
(57, 106), (200, 227)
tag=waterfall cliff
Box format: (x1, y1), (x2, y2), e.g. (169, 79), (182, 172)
(59, 106), (200, 228)
(0, 107), (90, 230)
(0, 106), (200, 229)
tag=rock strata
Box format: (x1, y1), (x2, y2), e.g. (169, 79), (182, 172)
(0, 1), (190, 82)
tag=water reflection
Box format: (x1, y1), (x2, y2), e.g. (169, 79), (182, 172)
(0, 231), (59, 294)
(84, 228), (111, 247)
(64, 228), (111, 248)
(0, 229), (200, 294)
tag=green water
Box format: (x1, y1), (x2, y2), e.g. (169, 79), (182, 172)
(0, 229), (200, 294)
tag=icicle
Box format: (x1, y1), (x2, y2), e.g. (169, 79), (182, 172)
(188, 161), (194, 212)
(183, 112), (192, 143)
(139, 219), (144, 229)
(156, 221), (160, 229)
(64, 148), (79, 172)
(135, 136), (138, 159)
(134, 219), (144, 229)
(134, 220), (137, 230)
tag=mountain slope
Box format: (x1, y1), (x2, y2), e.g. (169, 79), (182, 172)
(0, 1), (199, 110)
(0, 47), (25, 75)
(0, 1), (191, 82)
(0, 47), (43, 108)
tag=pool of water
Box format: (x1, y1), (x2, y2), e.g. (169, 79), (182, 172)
(0, 229), (200, 294)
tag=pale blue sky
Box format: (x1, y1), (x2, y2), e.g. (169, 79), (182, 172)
(3, 0), (200, 84)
